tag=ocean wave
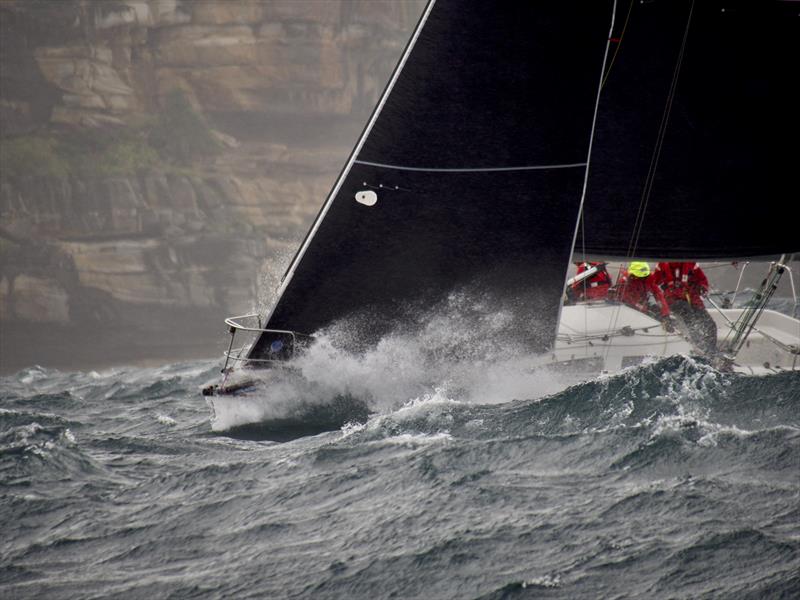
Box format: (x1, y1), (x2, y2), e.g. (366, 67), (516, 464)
(0, 421), (101, 490)
(0, 354), (797, 599)
(655, 528), (800, 595)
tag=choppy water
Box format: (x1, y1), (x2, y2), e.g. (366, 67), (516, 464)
(2, 355), (799, 599)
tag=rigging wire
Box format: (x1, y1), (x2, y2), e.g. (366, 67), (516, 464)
(600, 0), (635, 90)
(602, 0), (696, 362)
(575, 0), (632, 345)
(568, 0), (619, 355)
(781, 253), (798, 319)
(627, 0), (695, 259)
(731, 261), (749, 306)
(704, 293), (797, 356)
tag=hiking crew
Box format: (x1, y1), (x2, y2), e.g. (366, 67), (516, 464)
(654, 262), (717, 354)
(616, 261), (672, 322)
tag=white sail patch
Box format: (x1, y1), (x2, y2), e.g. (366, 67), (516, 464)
(355, 190), (378, 206)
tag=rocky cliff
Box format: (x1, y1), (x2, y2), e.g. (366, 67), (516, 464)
(0, 0), (425, 372)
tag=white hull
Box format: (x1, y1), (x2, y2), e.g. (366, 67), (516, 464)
(207, 303), (799, 398)
(709, 308), (800, 374)
(553, 303), (799, 376)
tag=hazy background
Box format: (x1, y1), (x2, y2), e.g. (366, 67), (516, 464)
(0, 0), (795, 374)
(0, 0), (425, 373)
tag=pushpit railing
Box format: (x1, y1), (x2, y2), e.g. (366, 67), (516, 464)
(221, 313), (311, 373)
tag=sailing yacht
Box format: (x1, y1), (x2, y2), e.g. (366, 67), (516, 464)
(204, 0), (799, 398)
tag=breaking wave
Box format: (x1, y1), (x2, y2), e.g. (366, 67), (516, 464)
(210, 292), (573, 432)
(1, 354), (798, 598)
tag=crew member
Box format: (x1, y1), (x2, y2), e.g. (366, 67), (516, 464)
(616, 261), (672, 323)
(568, 261), (612, 302)
(655, 262), (717, 354)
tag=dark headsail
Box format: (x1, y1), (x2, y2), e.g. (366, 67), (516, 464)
(579, 0), (800, 259)
(248, 0), (615, 360)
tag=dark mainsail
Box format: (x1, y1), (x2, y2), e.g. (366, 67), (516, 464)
(248, 0), (616, 360)
(580, 0), (800, 259)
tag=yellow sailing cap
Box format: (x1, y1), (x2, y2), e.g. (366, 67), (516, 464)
(628, 261), (650, 278)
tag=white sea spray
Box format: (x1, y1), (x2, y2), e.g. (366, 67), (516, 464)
(157, 414), (177, 426)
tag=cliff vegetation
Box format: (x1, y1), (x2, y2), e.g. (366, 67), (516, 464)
(0, 0), (424, 372)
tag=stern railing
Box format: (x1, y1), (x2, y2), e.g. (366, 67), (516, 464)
(221, 313), (312, 373)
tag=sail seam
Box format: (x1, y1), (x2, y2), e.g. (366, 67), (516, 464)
(353, 160), (587, 173)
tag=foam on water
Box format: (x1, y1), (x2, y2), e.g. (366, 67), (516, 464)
(211, 294), (574, 431)
(156, 414), (177, 426)
(522, 574), (562, 589)
(1, 355), (798, 599)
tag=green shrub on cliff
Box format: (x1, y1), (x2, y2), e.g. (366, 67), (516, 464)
(71, 127), (159, 176)
(1, 130), (159, 178)
(0, 91), (219, 179)
(99, 139), (160, 175)
(0, 136), (70, 178)
(149, 91), (221, 165)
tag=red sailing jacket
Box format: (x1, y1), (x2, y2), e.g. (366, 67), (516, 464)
(571, 262), (612, 300)
(655, 262), (709, 309)
(617, 271), (671, 317)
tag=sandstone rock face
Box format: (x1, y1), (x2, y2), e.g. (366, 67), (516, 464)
(2, 0), (422, 127)
(0, 168), (325, 311)
(0, 0), (425, 371)
(0, 274), (70, 324)
(35, 43), (136, 127)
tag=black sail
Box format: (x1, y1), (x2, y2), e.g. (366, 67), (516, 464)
(580, 0), (800, 259)
(248, 0), (614, 359)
